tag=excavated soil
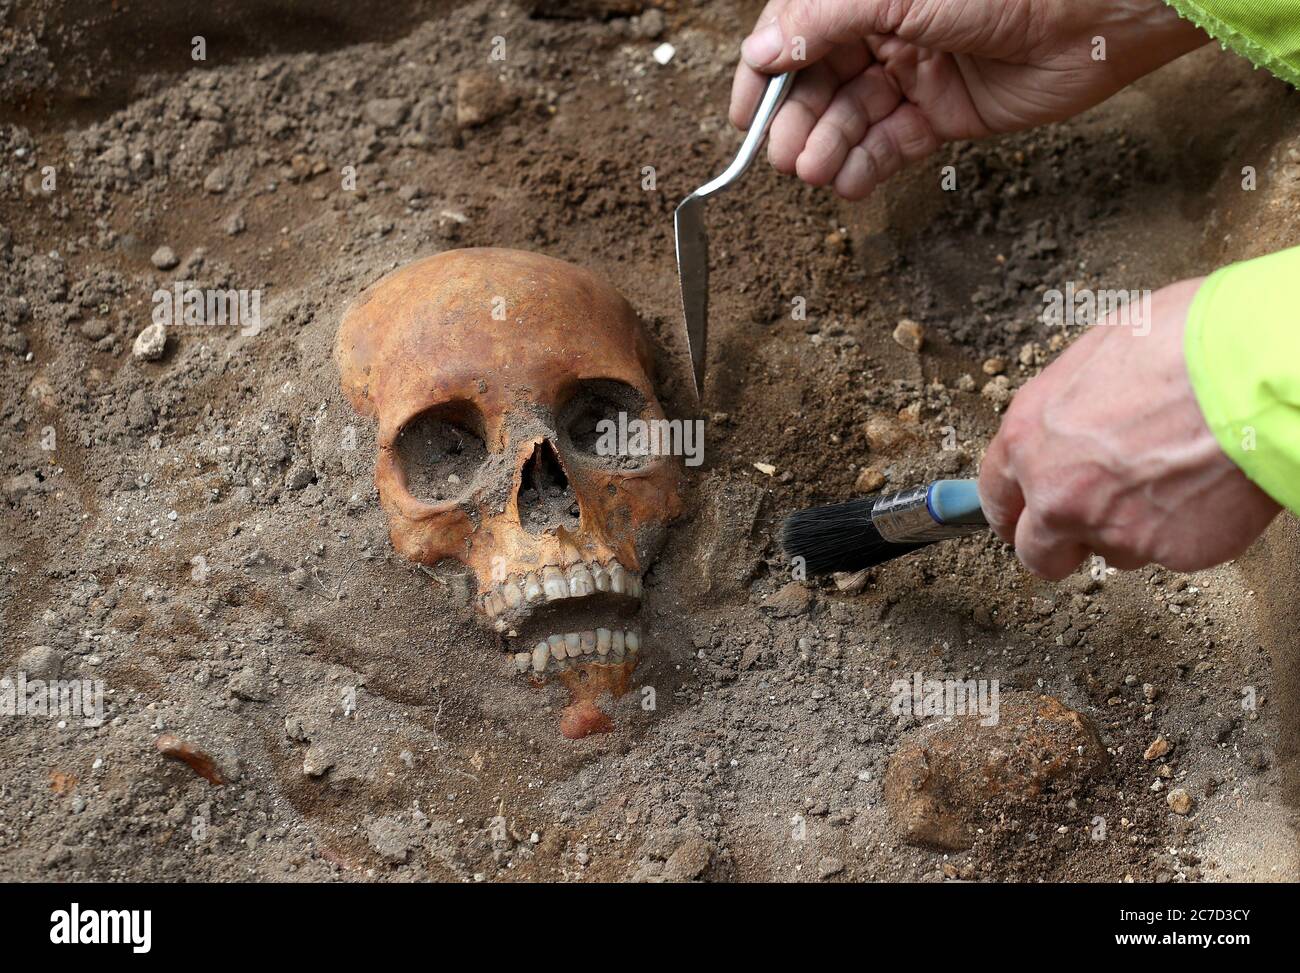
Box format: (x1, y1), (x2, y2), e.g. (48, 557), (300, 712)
(1, 0), (1297, 882)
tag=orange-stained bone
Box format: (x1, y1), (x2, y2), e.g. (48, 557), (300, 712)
(557, 659), (637, 739)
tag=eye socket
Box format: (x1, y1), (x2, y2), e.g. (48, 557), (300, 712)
(559, 379), (653, 470)
(394, 402), (488, 503)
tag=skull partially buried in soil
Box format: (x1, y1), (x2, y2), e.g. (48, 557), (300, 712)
(336, 248), (684, 738)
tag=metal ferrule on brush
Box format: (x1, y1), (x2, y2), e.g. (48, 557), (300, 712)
(870, 481), (986, 544)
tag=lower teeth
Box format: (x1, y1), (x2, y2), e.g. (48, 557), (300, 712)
(514, 629), (641, 673)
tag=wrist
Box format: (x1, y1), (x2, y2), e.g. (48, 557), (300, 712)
(1057, 0), (1209, 78)
(1136, 0), (1212, 65)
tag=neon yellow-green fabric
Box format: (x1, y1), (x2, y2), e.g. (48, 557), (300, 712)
(1170, 4), (1300, 512)
(1185, 246), (1300, 514)
(1164, 1), (1300, 87)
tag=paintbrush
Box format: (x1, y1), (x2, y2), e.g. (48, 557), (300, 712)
(781, 478), (988, 576)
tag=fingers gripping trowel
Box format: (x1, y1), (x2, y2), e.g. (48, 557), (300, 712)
(674, 72), (795, 399)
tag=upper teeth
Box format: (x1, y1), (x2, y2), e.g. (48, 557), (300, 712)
(483, 559), (642, 618)
(542, 567), (568, 601)
(568, 563), (594, 597)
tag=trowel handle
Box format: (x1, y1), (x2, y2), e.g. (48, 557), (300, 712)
(739, 71), (796, 167)
(695, 71), (796, 199)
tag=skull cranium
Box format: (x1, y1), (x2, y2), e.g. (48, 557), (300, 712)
(336, 248), (683, 738)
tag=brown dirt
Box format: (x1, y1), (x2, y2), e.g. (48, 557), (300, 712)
(1, 0), (1297, 882)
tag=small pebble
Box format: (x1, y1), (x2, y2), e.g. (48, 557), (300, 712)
(834, 569), (870, 594)
(150, 245), (178, 270)
(892, 319), (925, 352)
(132, 321), (167, 361)
(817, 856), (844, 879)
(854, 466), (886, 493)
(981, 376), (1013, 406)
(1143, 736), (1171, 761)
(652, 42), (676, 65)
(302, 745), (334, 778)
(203, 168), (228, 194)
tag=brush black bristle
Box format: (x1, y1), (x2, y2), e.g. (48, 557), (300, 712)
(781, 498), (930, 576)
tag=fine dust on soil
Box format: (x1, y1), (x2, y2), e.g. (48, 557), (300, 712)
(1, 1), (1297, 882)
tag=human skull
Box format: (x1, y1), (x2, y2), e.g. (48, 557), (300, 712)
(336, 248), (683, 738)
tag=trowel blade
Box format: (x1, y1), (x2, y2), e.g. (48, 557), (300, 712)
(674, 194), (708, 400)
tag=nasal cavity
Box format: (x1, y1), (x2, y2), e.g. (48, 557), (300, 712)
(517, 439), (580, 535)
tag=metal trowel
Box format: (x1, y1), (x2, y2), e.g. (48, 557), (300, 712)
(674, 71), (795, 399)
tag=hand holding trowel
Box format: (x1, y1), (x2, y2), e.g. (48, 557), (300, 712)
(675, 71), (992, 574)
(674, 71), (796, 400)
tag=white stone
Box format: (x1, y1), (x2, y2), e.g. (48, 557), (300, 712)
(133, 320), (167, 361)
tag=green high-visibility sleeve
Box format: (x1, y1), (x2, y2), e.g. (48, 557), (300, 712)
(1185, 246), (1300, 514)
(1164, 1), (1300, 86)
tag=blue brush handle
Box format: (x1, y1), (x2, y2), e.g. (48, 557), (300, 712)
(926, 479), (987, 527)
